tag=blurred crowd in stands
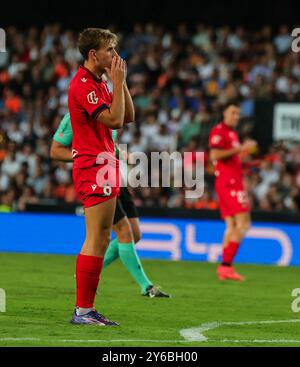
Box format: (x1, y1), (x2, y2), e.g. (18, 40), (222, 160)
(0, 23), (300, 213)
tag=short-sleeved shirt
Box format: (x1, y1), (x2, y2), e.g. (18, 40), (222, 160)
(53, 112), (118, 149)
(68, 65), (116, 169)
(53, 112), (73, 147)
(209, 121), (243, 184)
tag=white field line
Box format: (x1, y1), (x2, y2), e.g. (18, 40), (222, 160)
(0, 319), (300, 344)
(180, 319), (300, 342)
(1, 337), (300, 344)
(0, 338), (180, 343)
(0, 338), (300, 344)
(218, 339), (300, 343)
(0, 338), (40, 341)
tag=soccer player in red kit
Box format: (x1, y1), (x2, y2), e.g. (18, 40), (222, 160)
(209, 103), (257, 281)
(68, 28), (134, 326)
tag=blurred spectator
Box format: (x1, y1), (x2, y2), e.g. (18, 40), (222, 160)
(0, 23), (299, 213)
(274, 25), (292, 54)
(0, 189), (15, 212)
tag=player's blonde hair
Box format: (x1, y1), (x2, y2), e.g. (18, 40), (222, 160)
(78, 28), (118, 60)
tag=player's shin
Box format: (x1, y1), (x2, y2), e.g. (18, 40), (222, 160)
(103, 237), (119, 268)
(118, 242), (152, 293)
(222, 241), (240, 265)
(75, 253), (104, 312)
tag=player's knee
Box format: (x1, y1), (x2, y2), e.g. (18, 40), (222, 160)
(91, 231), (111, 249)
(244, 218), (251, 231)
(83, 230), (111, 257)
(99, 224), (113, 245)
(118, 231), (133, 243)
(226, 222), (236, 235)
(114, 220), (133, 243)
(99, 232), (112, 256)
(237, 220), (251, 236)
(103, 232), (112, 247)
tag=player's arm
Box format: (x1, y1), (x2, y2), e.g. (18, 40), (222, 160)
(123, 75), (135, 123)
(210, 140), (257, 161)
(210, 147), (242, 161)
(99, 56), (126, 129)
(109, 53), (134, 124)
(50, 141), (73, 161)
(50, 113), (73, 162)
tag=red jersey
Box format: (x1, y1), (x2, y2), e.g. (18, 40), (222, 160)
(68, 65), (115, 169)
(209, 122), (243, 183)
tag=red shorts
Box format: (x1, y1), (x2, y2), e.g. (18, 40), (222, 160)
(216, 178), (250, 219)
(73, 165), (120, 209)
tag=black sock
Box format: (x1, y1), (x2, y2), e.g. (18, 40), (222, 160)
(221, 262), (231, 267)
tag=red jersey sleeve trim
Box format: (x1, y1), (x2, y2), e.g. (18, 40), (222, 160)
(91, 103), (109, 120)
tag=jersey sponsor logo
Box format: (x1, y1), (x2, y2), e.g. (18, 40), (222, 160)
(91, 184), (97, 192)
(72, 149), (79, 158)
(211, 135), (222, 144)
(81, 78), (87, 82)
(87, 91), (98, 104)
(237, 190), (248, 204)
(103, 184), (112, 196)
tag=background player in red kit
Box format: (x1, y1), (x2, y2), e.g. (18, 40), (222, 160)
(68, 28), (134, 326)
(209, 103), (257, 281)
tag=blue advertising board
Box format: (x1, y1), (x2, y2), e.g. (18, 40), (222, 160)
(0, 213), (299, 266)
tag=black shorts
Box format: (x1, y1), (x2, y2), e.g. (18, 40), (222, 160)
(113, 187), (139, 225)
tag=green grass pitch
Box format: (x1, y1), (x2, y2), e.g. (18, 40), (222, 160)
(0, 252), (299, 347)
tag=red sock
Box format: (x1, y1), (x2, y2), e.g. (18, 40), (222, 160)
(75, 254), (103, 308)
(222, 241), (240, 265)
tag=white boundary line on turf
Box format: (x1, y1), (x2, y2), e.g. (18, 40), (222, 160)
(217, 339), (300, 343)
(1, 337), (300, 344)
(1, 319), (300, 344)
(180, 319), (300, 343)
(0, 338), (187, 343)
(0, 338), (41, 341)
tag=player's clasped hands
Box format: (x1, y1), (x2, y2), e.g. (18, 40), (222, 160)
(105, 55), (126, 85)
(241, 139), (257, 153)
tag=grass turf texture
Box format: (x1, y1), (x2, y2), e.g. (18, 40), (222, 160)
(0, 252), (299, 347)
